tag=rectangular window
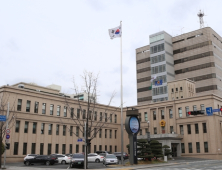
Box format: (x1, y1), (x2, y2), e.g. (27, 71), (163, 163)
(14, 142), (19, 155)
(82, 127), (85, 137)
(110, 114), (112, 123)
(181, 143), (185, 153)
(180, 125), (184, 135)
(24, 121), (29, 133)
(105, 129), (107, 138)
(94, 111), (97, 121)
(62, 144), (66, 154)
(69, 144), (72, 154)
(31, 143), (36, 154)
(82, 145), (85, 153)
(193, 105), (197, 111)
(180, 87), (183, 91)
(99, 145), (102, 151)
(154, 127), (157, 134)
(185, 106), (189, 117)
(34, 102), (39, 113)
(56, 125), (59, 135)
(115, 146), (117, 152)
(94, 128), (97, 138)
(115, 115), (117, 123)
(48, 143), (52, 155)
(94, 145), (96, 153)
(176, 88), (178, 91)
(32, 122), (37, 134)
(42, 103), (46, 114)
(203, 123), (207, 133)
(187, 124), (191, 134)
(77, 109), (80, 119)
(115, 130), (117, 139)
(57, 106), (61, 116)
(100, 112), (102, 121)
(172, 88), (174, 92)
(48, 124), (52, 135)
(41, 123), (45, 134)
(71, 108), (74, 118)
(15, 121), (20, 132)
(204, 142), (208, 152)
(195, 124), (199, 134)
(188, 143), (192, 153)
(83, 110), (86, 119)
(144, 112), (148, 121)
(201, 104), (205, 114)
(196, 142), (200, 153)
(40, 143), (44, 155)
(153, 111), (156, 120)
(110, 130), (112, 138)
(76, 144), (79, 153)
(110, 145), (112, 153)
(169, 109), (173, 118)
(170, 126), (173, 133)
(70, 126), (73, 136)
(63, 125), (66, 136)
(50, 104), (54, 115)
(99, 129), (102, 138)
(178, 108), (182, 118)
(88, 127), (91, 137)
(23, 143), (27, 155)
(64, 106), (67, 117)
(139, 129), (142, 135)
(55, 144), (59, 154)
(105, 113), (107, 122)
(26, 100), (31, 112)
(76, 126), (79, 137)
(105, 145), (107, 151)
(89, 111), (92, 120)
(17, 99), (22, 111)
(161, 110), (164, 119)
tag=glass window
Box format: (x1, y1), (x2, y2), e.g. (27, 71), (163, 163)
(17, 99), (22, 111)
(70, 126), (73, 136)
(32, 122), (37, 134)
(180, 125), (184, 135)
(100, 112), (102, 121)
(110, 145), (112, 153)
(169, 109), (173, 118)
(69, 144), (72, 154)
(110, 130), (112, 138)
(62, 144), (66, 154)
(63, 125), (66, 136)
(94, 128), (97, 138)
(188, 143), (192, 153)
(50, 104), (54, 115)
(31, 143), (36, 154)
(34, 102), (39, 113)
(201, 104), (205, 114)
(56, 124), (59, 135)
(76, 144), (79, 153)
(42, 103), (46, 114)
(196, 142), (200, 153)
(40, 143), (44, 155)
(26, 101), (31, 112)
(99, 129), (102, 138)
(82, 127), (85, 137)
(48, 124), (52, 135)
(48, 144), (52, 155)
(99, 145), (102, 151)
(76, 126), (79, 137)
(204, 142), (208, 152)
(115, 130), (117, 139)
(64, 106), (67, 117)
(15, 121), (20, 132)
(178, 108), (182, 118)
(94, 145), (97, 153)
(94, 111), (97, 121)
(83, 110), (86, 119)
(23, 143), (27, 155)
(193, 105), (197, 111)
(195, 124), (199, 134)
(181, 143), (185, 153)
(105, 129), (107, 138)
(203, 123), (207, 133)
(144, 112), (148, 121)
(105, 113), (107, 122)
(110, 114), (112, 123)
(77, 109), (80, 119)
(14, 142), (19, 155)
(154, 127), (157, 134)
(24, 121), (29, 133)
(185, 106), (189, 117)
(82, 145), (85, 153)
(170, 126), (173, 133)
(71, 108), (74, 118)
(161, 110), (164, 119)
(41, 123), (45, 134)
(55, 144), (59, 154)
(187, 124), (191, 134)
(153, 111), (156, 120)
(57, 106), (61, 116)
(162, 64), (166, 72)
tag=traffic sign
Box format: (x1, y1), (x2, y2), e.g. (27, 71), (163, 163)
(206, 107), (213, 116)
(213, 109), (221, 112)
(6, 135), (10, 139)
(0, 115), (6, 122)
(5, 139), (9, 143)
(77, 138), (83, 142)
(6, 129), (10, 134)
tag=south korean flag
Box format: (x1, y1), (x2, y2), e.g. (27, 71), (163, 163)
(108, 25), (122, 39)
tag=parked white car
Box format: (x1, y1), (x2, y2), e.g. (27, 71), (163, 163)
(57, 154), (72, 164)
(88, 153), (104, 163)
(24, 154), (38, 160)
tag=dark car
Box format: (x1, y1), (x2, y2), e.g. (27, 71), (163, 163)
(70, 153), (84, 168)
(113, 152), (129, 160)
(24, 155), (58, 166)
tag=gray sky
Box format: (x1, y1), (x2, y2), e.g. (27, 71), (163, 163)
(1, 0), (222, 107)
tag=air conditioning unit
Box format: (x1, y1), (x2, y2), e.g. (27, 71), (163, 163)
(18, 84), (24, 88)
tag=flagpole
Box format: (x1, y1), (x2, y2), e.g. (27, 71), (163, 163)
(120, 20), (124, 165)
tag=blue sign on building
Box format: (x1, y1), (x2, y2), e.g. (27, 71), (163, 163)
(77, 138), (83, 142)
(0, 115), (6, 122)
(155, 80), (162, 86)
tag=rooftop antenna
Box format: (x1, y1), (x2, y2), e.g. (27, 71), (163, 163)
(197, 10), (205, 29)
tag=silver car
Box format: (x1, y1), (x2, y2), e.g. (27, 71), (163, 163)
(70, 153), (84, 168)
(103, 154), (119, 166)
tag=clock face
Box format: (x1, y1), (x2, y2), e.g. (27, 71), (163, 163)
(129, 117), (139, 133)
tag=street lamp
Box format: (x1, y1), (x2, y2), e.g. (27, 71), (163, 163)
(147, 121), (150, 143)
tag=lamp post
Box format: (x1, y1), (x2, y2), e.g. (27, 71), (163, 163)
(147, 121), (150, 143)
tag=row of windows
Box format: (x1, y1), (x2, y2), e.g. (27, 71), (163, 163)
(171, 87), (183, 92)
(175, 62), (215, 75)
(188, 73), (216, 82)
(181, 142), (208, 154)
(14, 142), (117, 155)
(151, 54), (165, 64)
(174, 51), (213, 65)
(179, 123), (207, 135)
(150, 34), (164, 44)
(172, 33), (203, 44)
(16, 121), (117, 139)
(137, 86), (151, 93)
(150, 43), (164, 54)
(17, 99), (117, 123)
(151, 64), (166, 74)
(137, 75), (167, 85)
(137, 76), (151, 83)
(152, 97), (168, 102)
(137, 96), (152, 103)
(152, 86), (168, 96)
(137, 57), (150, 64)
(196, 85), (217, 93)
(137, 67), (150, 74)
(173, 41), (212, 55)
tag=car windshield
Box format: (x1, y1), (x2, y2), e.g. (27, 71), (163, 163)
(73, 154), (84, 158)
(106, 155), (117, 158)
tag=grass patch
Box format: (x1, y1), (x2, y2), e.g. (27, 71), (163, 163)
(124, 159), (166, 165)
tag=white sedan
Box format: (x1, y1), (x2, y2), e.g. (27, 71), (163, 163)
(88, 153), (104, 163)
(57, 154), (72, 164)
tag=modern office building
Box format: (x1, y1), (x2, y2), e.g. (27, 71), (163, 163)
(136, 27), (222, 105)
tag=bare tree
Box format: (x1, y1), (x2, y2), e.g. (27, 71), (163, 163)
(0, 92), (17, 167)
(60, 71), (118, 169)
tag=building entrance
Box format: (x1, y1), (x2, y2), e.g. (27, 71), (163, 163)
(171, 143), (177, 157)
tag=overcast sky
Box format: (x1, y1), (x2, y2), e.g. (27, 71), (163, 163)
(1, 0), (222, 107)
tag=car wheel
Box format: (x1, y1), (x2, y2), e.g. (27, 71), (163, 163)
(61, 160), (66, 164)
(46, 161), (50, 166)
(25, 161), (30, 166)
(95, 159), (100, 163)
